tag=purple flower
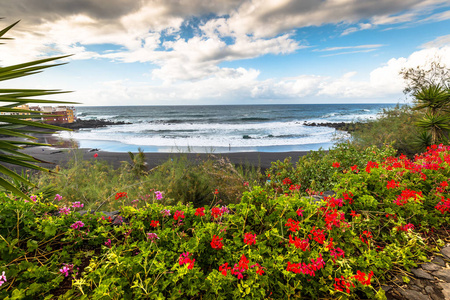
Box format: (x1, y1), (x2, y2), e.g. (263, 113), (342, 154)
(147, 233), (159, 241)
(59, 207), (71, 215)
(155, 191), (163, 200)
(54, 194), (63, 201)
(0, 271), (6, 287)
(70, 221), (85, 230)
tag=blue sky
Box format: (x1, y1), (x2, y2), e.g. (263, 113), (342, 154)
(1, 0), (450, 106)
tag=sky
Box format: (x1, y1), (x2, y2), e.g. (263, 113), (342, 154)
(1, 0), (450, 106)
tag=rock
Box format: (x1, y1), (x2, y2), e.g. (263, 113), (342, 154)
(400, 289), (429, 300)
(58, 119), (131, 130)
(411, 268), (434, 280)
(433, 269), (450, 282)
(424, 286), (435, 295)
(323, 191), (335, 197)
(310, 195), (323, 203)
(421, 263), (442, 272)
(441, 247), (450, 260)
(432, 256), (446, 267)
(409, 284), (422, 291)
(381, 285), (392, 293)
(438, 282), (450, 299)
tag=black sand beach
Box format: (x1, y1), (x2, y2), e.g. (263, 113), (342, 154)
(16, 146), (310, 172)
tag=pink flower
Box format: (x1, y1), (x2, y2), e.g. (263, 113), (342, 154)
(54, 194), (63, 201)
(72, 202), (84, 208)
(0, 271), (6, 287)
(94, 153), (98, 158)
(59, 264), (73, 277)
(296, 207), (304, 217)
(147, 233), (159, 241)
(154, 191), (163, 200)
(30, 195), (37, 202)
(104, 239), (112, 248)
(161, 209), (171, 217)
(70, 221), (85, 230)
(59, 207), (71, 215)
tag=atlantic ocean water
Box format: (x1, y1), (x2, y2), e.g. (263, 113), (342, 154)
(57, 104), (396, 153)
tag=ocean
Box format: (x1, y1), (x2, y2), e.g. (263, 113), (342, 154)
(57, 104), (396, 153)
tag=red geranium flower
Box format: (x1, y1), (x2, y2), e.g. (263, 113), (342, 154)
(243, 232), (257, 245)
(211, 235), (223, 250)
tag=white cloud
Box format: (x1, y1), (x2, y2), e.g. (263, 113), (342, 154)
(318, 44), (385, 52)
(421, 35), (450, 48)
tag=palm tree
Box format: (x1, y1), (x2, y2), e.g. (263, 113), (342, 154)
(0, 20), (76, 199)
(413, 84), (450, 145)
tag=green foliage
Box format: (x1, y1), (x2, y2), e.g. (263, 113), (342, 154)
(0, 20), (76, 199)
(349, 105), (423, 156)
(1, 145), (450, 299)
(33, 151), (251, 210)
(266, 142), (397, 193)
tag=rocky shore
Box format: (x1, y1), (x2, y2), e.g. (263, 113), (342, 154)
(301, 121), (368, 132)
(57, 119), (131, 130)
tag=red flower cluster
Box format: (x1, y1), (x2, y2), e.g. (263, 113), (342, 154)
(323, 209), (347, 230)
(285, 218), (300, 232)
(211, 207), (223, 219)
(354, 270), (373, 286)
(243, 232), (257, 245)
(360, 230), (372, 245)
(282, 177), (292, 185)
(394, 189), (422, 206)
(150, 220), (159, 228)
(435, 197), (450, 214)
(365, 161), (379, 173)
(350, 165), (359, 172)
(174, 210), (185, 221)
(115, 192), (127, 200)
(334, 276), (354, 293)
(179, 252), (195, 270)
(289, 184), (301, 191)
(330, 247), (345, 263)
(219, 262), (231, 276)
(195, 207), (205, 216)
(350, 210), (360, 218)
(288, 235), (310, 251)
(396, 223), (415, 232)
(332, 162), (341, 168)
(386, 179), (400, 189)
(211, 235), (223, 250)
(230, 255), (250, 279)
(286, 254), (325, 276)
(343, 192), (353, 204)
(309, 226), (327, 244)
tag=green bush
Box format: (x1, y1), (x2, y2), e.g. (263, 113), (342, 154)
(350, 105), (424, 156)
(33, 151), (254, 211)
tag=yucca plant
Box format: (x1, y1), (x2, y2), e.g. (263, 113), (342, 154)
(0, 20), (76, 199)
(413, 84), (450, 145)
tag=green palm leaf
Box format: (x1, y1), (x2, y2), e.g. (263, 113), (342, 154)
(0, 20), (78, 199)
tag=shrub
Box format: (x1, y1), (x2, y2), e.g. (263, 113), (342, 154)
(1, 145), (449, 299)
